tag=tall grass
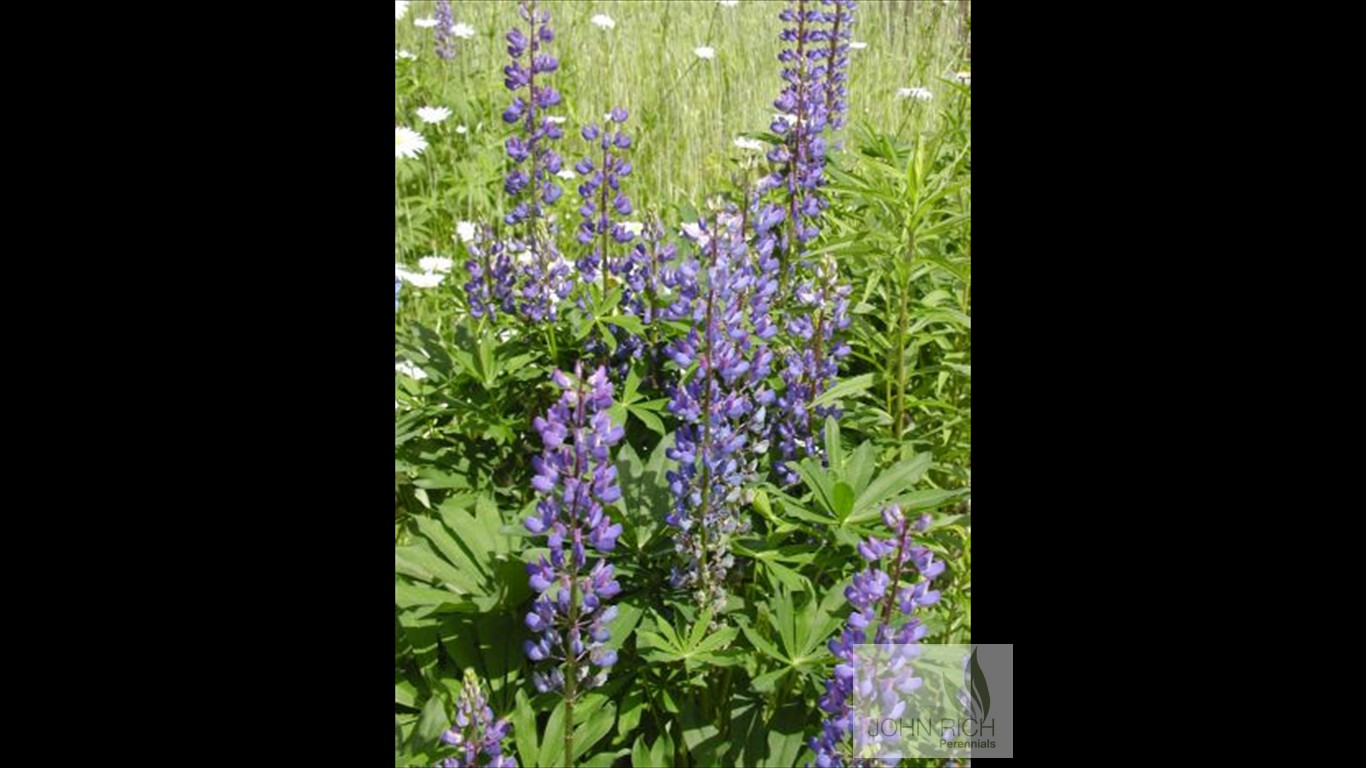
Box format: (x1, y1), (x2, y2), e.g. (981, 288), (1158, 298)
(396, 0), (967, 213)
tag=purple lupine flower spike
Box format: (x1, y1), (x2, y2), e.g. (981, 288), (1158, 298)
(661, 206), (774, 618)
(575, 105), (635, 291)
(502, 0), (569, 322)
(437, 669), (516, 768)
(462, 225), (518, 320)
(523, 363), (624, 696)
(820, 1), (856, 130)
(809, 505), (942, 767)
(774, 253), (851, 484)
(434, 0), (456, 60)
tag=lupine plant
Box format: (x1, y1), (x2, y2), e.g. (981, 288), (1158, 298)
(438, 669), (516, 768)
(523, 363), (624, 762)
(502, 0), (571, 322)
(662, 205), (777, 617)
(812, 505), (943, 767)
(395, 2), (971, 766)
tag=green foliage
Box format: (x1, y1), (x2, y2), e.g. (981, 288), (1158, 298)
(395, 2), (970, 765)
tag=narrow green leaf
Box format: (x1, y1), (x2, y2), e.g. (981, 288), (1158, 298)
(810, 373), (874, 409)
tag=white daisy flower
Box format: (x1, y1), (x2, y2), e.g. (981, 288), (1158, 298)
(395, 126), (428, 159)
(455, 124), (468, 134)
(395, 360), (428, 380)
(395, 49), (417, 61)
(896, 86), (933, 102)
(694, 46), (715, 60)
(719, 0), (740, 6)
(419, 256), (454, 273)
(414, 17), (437, 28)
(849, 41), (868, 50)
(455, 221), (478, 244)
(401, 270), (445, 288)
(556, 169), (577, 180)
(621, 221), (645, 236)
(591, 14), (616, 29)
(547, 116), (567, 124)
(395, 1), (410, 22)
(417, 106), (452, 124)
(451, 23), (476, 39)
(733, 136), (765, 151)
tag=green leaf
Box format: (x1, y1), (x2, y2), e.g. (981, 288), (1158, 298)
(512, 689), (540, 768)
(810, 373), (874, 410)
(618, 687), (645, 740)
(824, 417), (843, 471)
(832, 482), (855, 520)
(538, 700), (568, 768)
(850, 453), (932, 518)
(602, 313), (646, 336)
(629, 404), (666, 435)
(632, 736), (652, 768)
(573, 702), (617, 762)
(650, 729), (674, 767)
(846, 442), (877, 496)
(413, 693), (449, 749)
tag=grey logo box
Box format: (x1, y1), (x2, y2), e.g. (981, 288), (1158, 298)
(850, 643), (1012, 760)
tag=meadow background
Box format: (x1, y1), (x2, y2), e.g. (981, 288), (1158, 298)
(396, 2), (971, 766)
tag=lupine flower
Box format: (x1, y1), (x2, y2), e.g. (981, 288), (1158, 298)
(810, 506), (942, 767)
(574, 106), (635, 291)
(417, 106), (452, 124)
(694, 46), (716, 60)
(462, 225), (518, 320)
(661, 207), (776, 617)
(437, 669), (516, 768)
(499, 0), (570, 322)
(761, 0), (836, 281)
(395, 269), (402, 312)
(896, 86), (933, 101)
(523, 364), (625, 698)
(820, 1), (857, 131)
(395, 126), (427, 159)
(434, 1), (457, 59)
(395, 1), (410, 22)
(774, 255), (851, 484)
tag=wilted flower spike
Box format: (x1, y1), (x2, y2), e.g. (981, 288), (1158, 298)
(523, 363), (623, 697)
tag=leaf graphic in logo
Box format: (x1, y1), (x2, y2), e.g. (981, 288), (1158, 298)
(963, 647), (990, 721)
